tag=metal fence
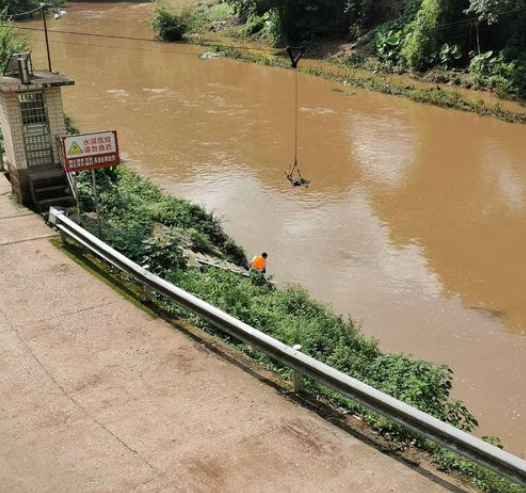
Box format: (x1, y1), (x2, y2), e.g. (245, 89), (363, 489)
(48, 207), (526, 488)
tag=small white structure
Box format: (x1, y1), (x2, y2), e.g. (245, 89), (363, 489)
(0, 53), (74, 207)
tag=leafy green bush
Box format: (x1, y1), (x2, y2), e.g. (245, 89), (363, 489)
(140, 232), (187, 276)
(78, 167), (246, 267)
(151, 2), (192, 41)
(188, 228), (214, 255)
(401, 0), (468, 71)
(435, 43), (462, 68)
(469, 50), (526, 98)
(232, 9), (278, 43)
(200, 2), (236, 24)
(375, 29), (403, 63)
(0, 16), (26, 154)
(401, 0), (443, 70)
(0, 14), (27, 72)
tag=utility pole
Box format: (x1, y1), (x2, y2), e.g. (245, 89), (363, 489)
(40, 3), (52, 72)
(11, 3), (67, 73)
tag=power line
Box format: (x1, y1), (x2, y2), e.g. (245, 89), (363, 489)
(3, 23), (280, 53)
(43, 38), (209, 58)
(9, 5), (43, 18)
(431, 6), (526, 31)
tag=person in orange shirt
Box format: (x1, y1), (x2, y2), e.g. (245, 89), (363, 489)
(249, 252), (268, 273)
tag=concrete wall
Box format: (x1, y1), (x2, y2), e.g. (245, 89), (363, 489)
(0, 91), (27, 171)
(0, 91), (29, 202)
(45, 87), (66, 163)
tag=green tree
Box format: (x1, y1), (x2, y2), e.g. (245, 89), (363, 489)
(0, 15), (27, 71)
(0, 16), (27, 151)
(401, 0), (469, 70)
(466, 0), (525, 23)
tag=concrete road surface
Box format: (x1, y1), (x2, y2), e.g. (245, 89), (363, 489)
(0, 176), (473, 493)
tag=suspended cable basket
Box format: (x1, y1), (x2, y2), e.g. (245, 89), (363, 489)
(285, 46), (310, 188)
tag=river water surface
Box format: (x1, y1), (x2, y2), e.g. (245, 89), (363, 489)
(21, 2), (526, 454)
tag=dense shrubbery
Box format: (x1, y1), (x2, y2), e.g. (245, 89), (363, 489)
(151, 2), (194, 41)
(0, 15), (27, 71)
(469, 50), (526, 97)
(151, 1), (238, 41)
(0, 16), (28, 152)
(400, 0), (468, 70)
(150, 0), (526, 98)
(221, 0), (526, 98)
(77, 167), (246, 266)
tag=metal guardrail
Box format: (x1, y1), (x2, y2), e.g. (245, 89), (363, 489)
(48, 207), (526, 488)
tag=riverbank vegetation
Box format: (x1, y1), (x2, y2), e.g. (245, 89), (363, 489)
(150, 0), (526, 123)
(0, 17), (28, 152)
(223, 0), (526, 100)
(72, 165), (524, 493)
(151, 0), (236, 41)
(0, 16), (26, 70)
(212, 44), (526, 124)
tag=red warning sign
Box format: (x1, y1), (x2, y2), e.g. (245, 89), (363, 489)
(62, 130), (119, 173)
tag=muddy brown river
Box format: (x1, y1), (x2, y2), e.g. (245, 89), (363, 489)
(20, 2), (526, 455)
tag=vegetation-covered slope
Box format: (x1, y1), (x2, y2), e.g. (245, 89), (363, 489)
(225, 0), (526, 98)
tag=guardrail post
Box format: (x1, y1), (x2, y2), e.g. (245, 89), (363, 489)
(292, 344), (303, 393)
(143, 285), (153, 303)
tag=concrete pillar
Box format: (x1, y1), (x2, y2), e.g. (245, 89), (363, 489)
(0, 91), (27, 170)
(44, 87), (67, 162)
(0, 91), (29, 202)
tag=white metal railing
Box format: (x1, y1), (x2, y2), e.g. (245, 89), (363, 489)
(48, 207), (526, 489)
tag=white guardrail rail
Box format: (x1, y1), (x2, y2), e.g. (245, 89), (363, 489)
(48, 207), (526, 488)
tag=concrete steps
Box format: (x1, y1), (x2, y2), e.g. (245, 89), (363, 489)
(28, 165), (75, 212)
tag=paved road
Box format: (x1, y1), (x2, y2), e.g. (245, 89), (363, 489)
(0, 176), (473, 493)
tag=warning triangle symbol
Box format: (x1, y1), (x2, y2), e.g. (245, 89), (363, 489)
(67, 141), (83, 156)
(286, 46), (306, 68)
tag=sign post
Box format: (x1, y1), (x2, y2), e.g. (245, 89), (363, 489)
(91, 168), (102, 238)
(61, 130), (120, 238)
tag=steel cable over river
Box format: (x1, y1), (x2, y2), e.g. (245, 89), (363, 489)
(18, 1), (526, 456)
